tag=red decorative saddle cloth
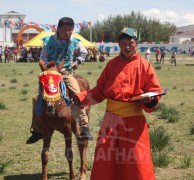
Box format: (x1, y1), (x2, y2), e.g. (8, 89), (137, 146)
(39, 71), (63, 102)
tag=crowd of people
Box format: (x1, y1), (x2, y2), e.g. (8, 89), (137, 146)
(0, 45), (109, 64)
(1, 45), (191, 66)
(85, 49), (109, 62)
(144, 47), (178, 65)
(0, 45), (42, 63)
(0, 46), (18, 63)
(18, 46), (42, 62)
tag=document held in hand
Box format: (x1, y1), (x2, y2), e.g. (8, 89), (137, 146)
(128, 89), (167, 102)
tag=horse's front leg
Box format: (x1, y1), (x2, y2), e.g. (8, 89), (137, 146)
(64, 130), (75, 180)
(41, 128), (54, 180)
(77, 139), (88, 180)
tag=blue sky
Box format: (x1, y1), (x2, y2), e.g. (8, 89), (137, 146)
(1, 0), (194, 31)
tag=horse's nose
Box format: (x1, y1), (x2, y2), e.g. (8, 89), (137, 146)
(46, 101), (55, 115)
(47, 104), (53, 112)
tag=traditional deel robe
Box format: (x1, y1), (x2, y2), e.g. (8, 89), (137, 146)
(76, 52), (162, 180)
(42, 35), (80, 70)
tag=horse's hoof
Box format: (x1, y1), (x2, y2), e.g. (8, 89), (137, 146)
(79, 174), (86, 180)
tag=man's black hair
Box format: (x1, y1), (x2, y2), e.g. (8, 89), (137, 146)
(118, 33), (138, 42)
(57, 17), (74, 29)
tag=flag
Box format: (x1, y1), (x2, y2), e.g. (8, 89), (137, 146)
(78, 21), (91, 29)
(4, 20), (10, 27)
(52, 25), (57, 31)
(9, 21), (16, 26)
(78, 23), (84, 29)
(87, 22), (92, 27)
(75, 23), (79, 29)
(28, 22), (39, 26)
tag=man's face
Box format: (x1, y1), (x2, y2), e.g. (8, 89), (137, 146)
(57, 24), (74, 40)
(119, 37), (138, 59)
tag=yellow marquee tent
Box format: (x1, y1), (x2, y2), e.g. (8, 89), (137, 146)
(24, 31), (97, 49)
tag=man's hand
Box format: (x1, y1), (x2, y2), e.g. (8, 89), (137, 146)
(71, 95), (81, 106)
(141, 95), (155, 104)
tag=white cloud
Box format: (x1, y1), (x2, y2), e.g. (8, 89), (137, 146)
(141, 8), (194, 26)
(97, 14), (106, 22)
(142, 8), (178, 22)
(183, 14), (194, 24)
(164, 11), (179, 19)
(142, 8), (161, 17)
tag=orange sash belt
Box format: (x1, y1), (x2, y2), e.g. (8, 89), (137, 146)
(106, 98), (143, 117)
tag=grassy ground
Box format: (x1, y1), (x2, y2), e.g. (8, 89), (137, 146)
(0, 53), (194, 180)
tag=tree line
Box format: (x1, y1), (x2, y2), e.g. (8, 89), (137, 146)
(79, 11), (177, 43)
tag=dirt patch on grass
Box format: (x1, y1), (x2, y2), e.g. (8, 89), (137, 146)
(156, 167), (194, 180)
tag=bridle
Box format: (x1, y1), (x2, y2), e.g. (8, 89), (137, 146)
(39, 70), (68, 117)
(44, 99), (69, 117)
(45, 100), (57, 116)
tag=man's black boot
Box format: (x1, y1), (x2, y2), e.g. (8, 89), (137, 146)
(80, 127), (93, 140)
(26, 131), (43, 144)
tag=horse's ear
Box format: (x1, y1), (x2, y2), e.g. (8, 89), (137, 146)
(39, 59), (47, 72)
(57, 60), (64, 72)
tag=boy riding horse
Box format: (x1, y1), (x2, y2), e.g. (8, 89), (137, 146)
(26, 17), (92, 144)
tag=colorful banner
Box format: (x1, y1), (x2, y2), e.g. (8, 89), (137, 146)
(3, 19), (92, 31)
(78, 21), (92, 29)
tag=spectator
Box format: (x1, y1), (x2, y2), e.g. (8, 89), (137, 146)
(27, 50), (34, 62)
(4, 46), (9, 63)
(144, 47), (151, 62)
(0, 46), (2, 63)
(99, 54), (105, 62)
(171, 50), (176, 66)
(154, 47), (160, 63)
(159, 48), (166, 64)
(18, 47), (27, 62)
(14, 48), (18, 61)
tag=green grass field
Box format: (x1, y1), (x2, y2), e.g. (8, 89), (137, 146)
(0, 53), (194, 180)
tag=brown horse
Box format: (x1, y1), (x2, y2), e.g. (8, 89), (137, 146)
(99, 50), (110, 57)
(38, 60), (89, 180)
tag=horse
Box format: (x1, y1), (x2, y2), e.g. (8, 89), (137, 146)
(38, 60), (90, 180)
(99, 50), (110, 58)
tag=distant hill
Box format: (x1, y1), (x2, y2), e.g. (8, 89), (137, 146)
(177, 24), (194, 33)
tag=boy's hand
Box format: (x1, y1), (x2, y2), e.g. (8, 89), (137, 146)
(72, 62), (77, 70)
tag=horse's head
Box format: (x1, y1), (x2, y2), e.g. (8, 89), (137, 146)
(39, 59), (64, 72)
(45, 100), (56, 116)
(38, 59), (66, 116)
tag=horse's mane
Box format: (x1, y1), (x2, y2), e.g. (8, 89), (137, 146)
(47, 61), (56, 69)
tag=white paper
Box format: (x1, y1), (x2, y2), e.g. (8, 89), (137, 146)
(140, 92), (159, 97)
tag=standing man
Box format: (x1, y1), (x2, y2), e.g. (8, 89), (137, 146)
(144, 47), (151, 62)
(0, 46), (2, 63)
(159, 48), (166, 64)
(4, 46), (9, 63)
(154, 47), (160, 63)
(171, 50), (176, 66)
(13, 48), (18, 61)
(26, 17), (92, 144)
(73, 27), (162, 180)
